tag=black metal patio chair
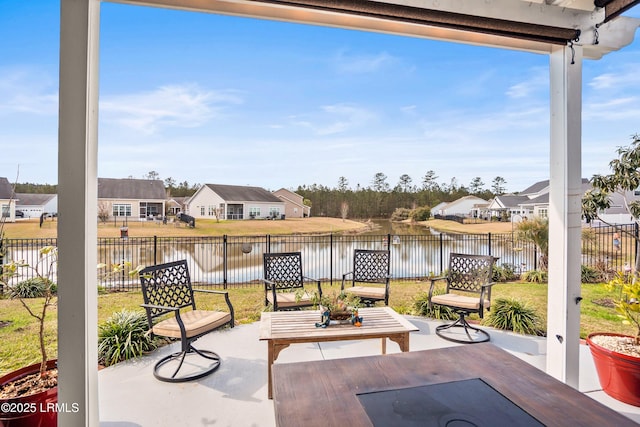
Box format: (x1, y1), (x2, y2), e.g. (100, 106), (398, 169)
(140, 259), (234, 382)
(341, 249), (391, 306)
(263, 252), (322, 311)
(428, 252), (495, 344)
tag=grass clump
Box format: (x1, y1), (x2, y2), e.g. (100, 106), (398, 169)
(98, 309), (158, 367)
(483, 298), (543, 336)
(8, 277), (56, 298)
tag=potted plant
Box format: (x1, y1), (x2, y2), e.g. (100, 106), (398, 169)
(0, 245), (59, 427)
(586, 271), (640, 407)
(313, 291), (362, 327)
(0, 242), (142, 426)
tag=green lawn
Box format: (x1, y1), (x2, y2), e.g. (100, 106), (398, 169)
(0, 279), (634, 376)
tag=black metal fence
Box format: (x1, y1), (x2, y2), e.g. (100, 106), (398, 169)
(2, 224), (636, 291)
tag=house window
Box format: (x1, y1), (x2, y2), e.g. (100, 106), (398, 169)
(269, 207), (280, 216)
(113, 204), (131, 217)
(249, 207), (261, 218)
(200, 206), (205, 216)
(539, 208), (548, 219)
(208, 205), (215, 216)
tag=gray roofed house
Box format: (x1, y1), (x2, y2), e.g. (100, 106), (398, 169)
(188, 184), (285, 220)
(0, 177), (18, 221)
(98, 178), (166, 221)
(15, 193), (58, 219)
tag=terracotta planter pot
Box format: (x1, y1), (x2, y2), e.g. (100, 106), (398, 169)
(0, 360), (58, 427)
(587, 333), (640, 407)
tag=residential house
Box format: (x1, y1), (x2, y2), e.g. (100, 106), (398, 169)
(0, 177), (18, 222)
(273, 188), (310, 218)
(166, 196), (191, 216)
(187, 184), (285, 220)
(432, 196), (489, 218)
(486, 179), (611, 222)
(15, 193), (58, 218)
(98, 178), (166, 221)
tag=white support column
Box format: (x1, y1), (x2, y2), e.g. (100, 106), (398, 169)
(546, 44), (583, 388)
(58, 0), (101, 425)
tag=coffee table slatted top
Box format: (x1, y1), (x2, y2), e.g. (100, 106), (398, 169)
(259, 307), (418, 342)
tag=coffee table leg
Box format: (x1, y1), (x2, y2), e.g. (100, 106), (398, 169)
(381, 338), (387, 354)
(388, 333), (410, 352)
(268, 341), (290, 399)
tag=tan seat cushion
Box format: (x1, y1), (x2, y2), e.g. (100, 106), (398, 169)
(431, 293), (490, 311)
(153, 309), (231, 339)
(344, 286), (386, 300)
(267, 291), (314, 308)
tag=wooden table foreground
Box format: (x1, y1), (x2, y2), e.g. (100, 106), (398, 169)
(259, 307), (419, 399)
(272, 343), (637, 427)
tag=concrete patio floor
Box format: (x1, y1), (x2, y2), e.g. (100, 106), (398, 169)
(98, 316), (640, 426)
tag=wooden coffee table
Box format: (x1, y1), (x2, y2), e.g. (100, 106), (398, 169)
(259, 307), (419, 399)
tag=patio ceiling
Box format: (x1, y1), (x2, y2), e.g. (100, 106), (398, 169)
(116, 0), (640, 58)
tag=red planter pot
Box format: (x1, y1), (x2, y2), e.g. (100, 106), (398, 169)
(0, 360), (58, 427)
(587, 333), (640, 407)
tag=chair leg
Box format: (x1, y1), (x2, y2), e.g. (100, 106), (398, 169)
(435, 313), (490, 344)
(153, 343), (221, 382)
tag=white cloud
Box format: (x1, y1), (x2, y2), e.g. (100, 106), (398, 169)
(332, 49), (397, 74)
(0, 67), (58, 115)
(100, 84), (243, 134)
(506, 69), (547, 99)
(291, 103), (375, 135)
(589, 67), (640, 90)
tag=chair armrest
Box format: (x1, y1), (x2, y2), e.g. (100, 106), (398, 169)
(481, 282), (495, 288)
(140, 303), (186, 338)
(341, 271), (354, 290)
(303, 276), (322, 298)
(193, 289), (235, 326)
(140, 303), (179, 312)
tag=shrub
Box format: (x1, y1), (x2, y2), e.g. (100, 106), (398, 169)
(581, 265), (599, 284)
(390, 208), (411, 221)
(98, 309), (158, 367)
(493, 263), (517, 282)
(9, 277), (57, 298)
(483, 298), (543, 336)
(409, 206), (431, 222)
(522, 269), (547, 283)
(413, 290), (456, 320)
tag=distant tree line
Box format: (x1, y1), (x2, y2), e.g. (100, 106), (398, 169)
(296, 172), (508, 219)
(13, 170), (510, 220)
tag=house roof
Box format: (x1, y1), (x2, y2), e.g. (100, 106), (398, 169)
(494, 195), (531, 209)
(15, 193), (56, 206)
(520, 178), (591, 196)
(98, 178), (166, 200)
(0, 177), (13, 199)
(205, 184), (282, 203)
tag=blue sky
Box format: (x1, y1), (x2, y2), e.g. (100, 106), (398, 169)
(1, 1), (640, 194)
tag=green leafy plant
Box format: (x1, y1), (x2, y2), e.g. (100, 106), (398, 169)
(522, 269), (547, 283)
(581, 265), (600, 284)
(413, 290), (456, 320)
(483, 298), (543, 336)
(313, 290), (362, 313)
(515, 217), (549, 271)
(9, 277), (57, 298)
(493, 263), (517, 282)
(605, 272), (640, 344)
(98, 309), (158, 367)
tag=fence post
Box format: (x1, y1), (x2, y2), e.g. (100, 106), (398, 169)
(223, 235), (228, 289)
(267, 234), (271, 253)
(153, 235), (157, 266)
(439, 233), (444, 274)
(534, 246), (538, 271)
(635, 223), (639, 271)
(488, 233), (492, 256)
(329, 233), (333, 286)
